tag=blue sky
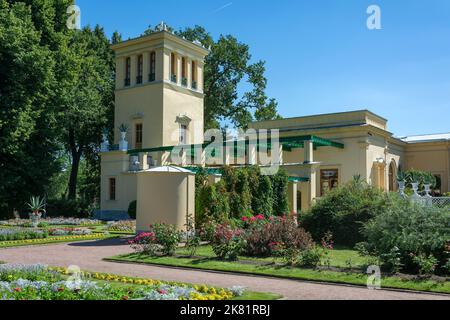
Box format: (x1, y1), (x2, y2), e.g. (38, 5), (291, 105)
(77, 0), (450, 136)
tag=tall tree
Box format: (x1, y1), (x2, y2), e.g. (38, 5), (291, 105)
(0, 0), (58, 217)
(143, 24), (282, 129)
(58, 26), (115, 199)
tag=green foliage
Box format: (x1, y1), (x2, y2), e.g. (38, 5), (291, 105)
(150, 223), (182, 256)
(300, 179), (389, 246)
(404, 169), (437, 190)
(211, 223), (245, 261)
(26, 196), (46, 216)
(253, 176), (273, 217)
(0, 0), (61, 218)
(271, 170), (289, 215)
(127, 201), (137, 219)
(196, 167), (291, 226)
(360, 198), (450, 275)
(45, 199), (91, 218)
(195, 181), (230, 226)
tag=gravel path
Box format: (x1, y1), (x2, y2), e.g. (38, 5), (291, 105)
(0, 238), (448, 300)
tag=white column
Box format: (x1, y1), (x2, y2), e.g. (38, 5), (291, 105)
(304, 140), (314, 163)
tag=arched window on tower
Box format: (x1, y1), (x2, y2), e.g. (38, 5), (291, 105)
(170, 53), (177, 83)
(137, 54), (143, 84)
(125, 57), (131, 86)
(149, 52), (156, 82)
(191, 61), (197, 90)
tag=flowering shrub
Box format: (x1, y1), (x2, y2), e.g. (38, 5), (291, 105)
(151, 223), (181, 256)
(242, 215), (314, 257)
(128, 232), (160, 256)
(0, 228), (48, 241)
(211, 223), (245, 260)
(129, 224), (181, 256)
(0, 265), (239, 300)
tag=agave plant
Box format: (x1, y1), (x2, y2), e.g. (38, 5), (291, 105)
(26, 196), (46, 218)
(396, 170), (408, 182)
(118, 123), (129, 133)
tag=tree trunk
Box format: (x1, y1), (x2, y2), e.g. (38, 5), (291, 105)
(68, 128), (83, 200)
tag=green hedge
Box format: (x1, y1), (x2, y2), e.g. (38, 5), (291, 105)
(300, 178), (389, 247)
(195, 166), (289, 225)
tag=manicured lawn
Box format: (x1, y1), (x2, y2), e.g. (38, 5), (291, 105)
(176, 245), (369, 268)
(107, 247), (450, 295)
(0, 234), (118, 248)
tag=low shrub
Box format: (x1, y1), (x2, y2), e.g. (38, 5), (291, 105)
(129, 224), (181, 256)
(151, 223), (181, 256)
(359, 198), (450, 275)
(211, 223), (245, 261)
(128, 201), (137, 219)
(300, 178), (389, 246)
(242, 214), (313, 257)
(128, 232), (160, 256)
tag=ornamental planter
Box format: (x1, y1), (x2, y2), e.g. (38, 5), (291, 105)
(119, 131), (128, 151)
(398, 180), (406, 197)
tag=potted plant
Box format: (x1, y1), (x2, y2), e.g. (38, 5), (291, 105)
(26, 196), (46, 227)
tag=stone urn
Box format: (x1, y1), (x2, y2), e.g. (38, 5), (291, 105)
(30, 212), (42, 227)
(100, 133), (109, 152)
(398, 180), (406, 197)
(411, 182), (421, 200)
(119, 131), (128, 151)
(423, 184), (432, 196)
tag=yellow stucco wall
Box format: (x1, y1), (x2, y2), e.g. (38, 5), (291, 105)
(136, 171), (195, 232)
(404, 142), (450, 193)
(100, 151), (137, 212)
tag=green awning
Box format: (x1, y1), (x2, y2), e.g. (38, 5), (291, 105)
(127, 134), (344, 155)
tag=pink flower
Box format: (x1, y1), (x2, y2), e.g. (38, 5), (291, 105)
(250, 217), (257, 222)
(256, 214), (265, 220)
(241, 217), (248, 222)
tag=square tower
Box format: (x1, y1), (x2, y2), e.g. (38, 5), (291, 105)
(111, 29), (209, 150)
(99, 29), (209, 218)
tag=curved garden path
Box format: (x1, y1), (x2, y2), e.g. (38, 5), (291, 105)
(0, 237), (448, 300)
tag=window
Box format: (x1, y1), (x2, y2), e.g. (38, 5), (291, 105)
(135, 123), (143, 149)
(179, 124), (187, 144)
(149, 52), (156, 82)
(181, 57), (187, 86)
(320, 169), (339, 196)
(137, 55), (143, 84)
(125, 57), (131, 86)
(191, 61), (197, 89)
(109, 178), (116, 201)
(170, 53), (177, 82)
